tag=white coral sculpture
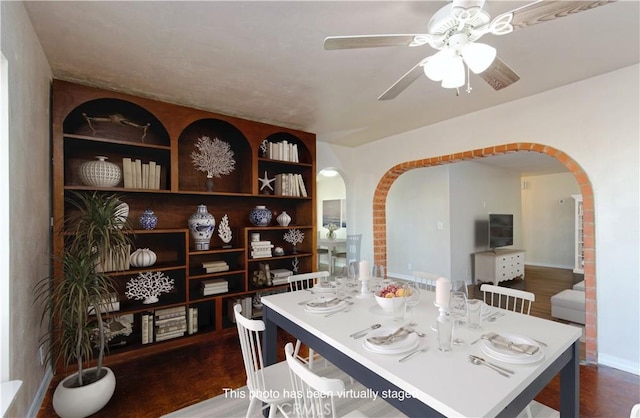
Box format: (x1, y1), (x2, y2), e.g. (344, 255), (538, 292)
(218, 213), (232, 244)
(125, 271), (174, 304)
(283, 228), (304, 246)
(190, 136), (236, 179)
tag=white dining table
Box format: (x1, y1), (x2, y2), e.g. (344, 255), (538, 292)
(261, 288), (581, 417)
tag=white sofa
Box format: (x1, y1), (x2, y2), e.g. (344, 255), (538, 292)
(550, 280), (585, 324)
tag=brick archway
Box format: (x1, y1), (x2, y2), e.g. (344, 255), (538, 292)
(372, 143), (597, 363)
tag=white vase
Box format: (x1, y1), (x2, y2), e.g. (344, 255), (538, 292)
(276, 211), (291, 226)
(188, 204), (215, 251)
(129, 248), (157, 268)
(52, 367), (116, 418)
(79, 156), (122, 188)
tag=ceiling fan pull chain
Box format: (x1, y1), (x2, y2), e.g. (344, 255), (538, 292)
(466, 64), (472, 94)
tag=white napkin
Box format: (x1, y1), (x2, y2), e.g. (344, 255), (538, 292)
(482, 332), (540, 355)
(306, 297), (339, 308)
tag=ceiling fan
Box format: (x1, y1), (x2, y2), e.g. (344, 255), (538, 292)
(324, 0), (614, 100)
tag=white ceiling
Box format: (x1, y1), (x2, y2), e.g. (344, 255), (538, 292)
(23, 1), (639, 174)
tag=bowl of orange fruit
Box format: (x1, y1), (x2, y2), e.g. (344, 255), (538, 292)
(374, 283), (407, 312)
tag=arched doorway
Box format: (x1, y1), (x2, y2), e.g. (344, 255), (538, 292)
(371, 143), (597, 363)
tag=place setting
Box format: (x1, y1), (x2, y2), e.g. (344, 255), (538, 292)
(302, 296), (347, 314)
(478, 332), (545, 364)
(361, 325), (424, 356)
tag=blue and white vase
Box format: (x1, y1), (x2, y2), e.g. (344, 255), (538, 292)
(249, 205), (272, 227)
(139, 209), (158, 230)
(188, 204), (215, 251)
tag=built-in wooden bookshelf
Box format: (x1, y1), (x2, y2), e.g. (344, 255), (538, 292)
(51, 80), (316, 371)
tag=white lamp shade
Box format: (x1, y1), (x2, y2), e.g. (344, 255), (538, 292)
(462, 42), (496, 74)
(441, 55), (466, 88)
(423, 50), (451, 82)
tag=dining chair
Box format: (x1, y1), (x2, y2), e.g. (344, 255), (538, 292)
(285, 342), (367, 418)
(288, 271), (331, 370)
(332, 234), (362, 276)
(233, 304), (293, 418)
(480, 284), (535, 315)
(479, 284), (535, 418)
(412, 270), (438, 291)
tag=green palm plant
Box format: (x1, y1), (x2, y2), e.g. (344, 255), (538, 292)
(36, 191), (133, 387)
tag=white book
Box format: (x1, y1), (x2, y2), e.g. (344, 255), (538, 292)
(141, 314), (149, 344)
(148, 315), (154, 343)
(122, 158), (133, 188)
(297, 174), (308, 197)
(154, 164), (161, 189)
(142, 163), (149, 189)
(133, 159), (142, 189)
(282, 140), (289, 161)
(148, 161), (156, 189)
(292, 144), (299, 163)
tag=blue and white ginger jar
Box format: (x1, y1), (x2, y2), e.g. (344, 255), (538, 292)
(249, 205), (272, 227)
(188, 204), (215, 251)
(139, 209), (158, 230)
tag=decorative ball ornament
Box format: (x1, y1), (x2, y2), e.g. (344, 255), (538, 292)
(138, 209), (158, 230)
(249, 205), (272, 226)
(129, 248), (157, 268)
(79, 156), (122, 187)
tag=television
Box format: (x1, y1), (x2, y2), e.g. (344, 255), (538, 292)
(489, 214), (514, 249)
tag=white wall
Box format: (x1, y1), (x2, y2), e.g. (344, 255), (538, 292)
(522, 173), (580, 269)
(318, 65), (640, 374)
(387, 166), (451, 279)
(1, 2), (53, 416)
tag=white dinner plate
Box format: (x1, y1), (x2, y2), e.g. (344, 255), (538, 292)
(480, 333), (544, 364)
(313, 282), (337, 293)
(363, 327), (420, 355)
(304, 297), (345, 313)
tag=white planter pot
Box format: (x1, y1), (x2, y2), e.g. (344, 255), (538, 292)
(53, 366), (116, 418)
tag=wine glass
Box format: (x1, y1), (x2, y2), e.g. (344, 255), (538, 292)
(451, 280), (468, 323)
(450, 291), (468, 345)
(403, 282), (421, 326)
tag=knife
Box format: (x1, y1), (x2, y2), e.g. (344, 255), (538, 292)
(350, 324), (381, 339)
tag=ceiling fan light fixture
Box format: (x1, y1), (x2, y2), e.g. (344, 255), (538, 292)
(423, 49), (450, 81)
(441, 55), (465, 88)
(461, 42), (496, 74)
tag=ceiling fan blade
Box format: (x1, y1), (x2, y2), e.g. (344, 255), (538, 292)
(324, 34), (434, 50)
(479, 56), (520, 90)
(377, 60), (426, 101)
(495, 0), (614, 32)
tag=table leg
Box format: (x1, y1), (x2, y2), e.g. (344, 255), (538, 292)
(559, 340), (580, 417)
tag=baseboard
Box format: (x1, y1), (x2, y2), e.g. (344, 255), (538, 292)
(27, 366), (53, 418)
(524, 261), (573, 270)
(597, 354), (640, 376)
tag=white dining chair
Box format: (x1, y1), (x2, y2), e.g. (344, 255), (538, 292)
(288, 271), (331, 369)
(285, 342), (367, 418)
(480, 284), (535, 417)
(234, 304), (293, 418)
(332, 234), (362, 275)
(480, 284), (535, 315)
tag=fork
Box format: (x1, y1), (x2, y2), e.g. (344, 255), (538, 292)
(398, 347), (428, 362)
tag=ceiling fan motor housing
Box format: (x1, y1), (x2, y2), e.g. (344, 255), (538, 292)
(428, 2), (491, 49)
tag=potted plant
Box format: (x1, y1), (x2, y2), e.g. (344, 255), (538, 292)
(35, 191), (133, 418)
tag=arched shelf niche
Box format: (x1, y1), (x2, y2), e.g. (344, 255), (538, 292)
(178, 119), (251, 193)
(62, 98), (171, 189)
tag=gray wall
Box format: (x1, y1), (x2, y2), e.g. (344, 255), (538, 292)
(386, 161), (523, 282)
(1, 2), (53, 416)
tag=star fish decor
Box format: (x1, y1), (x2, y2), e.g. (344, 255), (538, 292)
(259, 171), (275, 194)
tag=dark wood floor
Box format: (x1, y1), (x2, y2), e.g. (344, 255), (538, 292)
(37, 266), (639, 418)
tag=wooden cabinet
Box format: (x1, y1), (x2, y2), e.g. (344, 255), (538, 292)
(571, 194), (584, 274)
(51, 80), (316, 368)
(473, 249), (525, 285)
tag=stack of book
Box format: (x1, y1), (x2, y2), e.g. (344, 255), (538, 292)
(201, 278), (229, 296)
(153, 306), (187, 342)
(228, 296), (253, 323)
(273, 173), (307, 197)
(122, 158), (162, 189)
(251, 241), (274, 258)
(202, 260), (229, 273)
(265, 140), (299, 162)
(270, 269), (293, 286)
